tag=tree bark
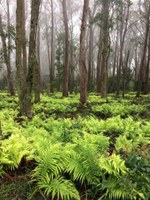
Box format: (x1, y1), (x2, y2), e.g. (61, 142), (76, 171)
(34, 24), (41, 103)
(62, 0), (69, 97)
(16, 0), (28, 115)
(88, 9), (94, 91)
(26, 0), (41, 116)
(96, 28), (102, 93)
(79, 0), (89, 104)
(0, 14), (15, 96)
(136, 3), (150, 97)
(100, 0), (110, 98)
(143, 30), (150, 94)
(116, 1), (130, 96)
(50, 0), (55, 93)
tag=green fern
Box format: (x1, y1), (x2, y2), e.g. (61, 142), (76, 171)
(38, 176), (79, 200)
(1, 133), (32, 170)
(32, 142), (80, 200)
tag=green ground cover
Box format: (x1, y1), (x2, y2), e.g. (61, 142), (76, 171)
(0, 93), (150, 200)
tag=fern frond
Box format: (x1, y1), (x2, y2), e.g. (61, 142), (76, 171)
(39, 175), (79, 200)
(99, 154), (128, 176)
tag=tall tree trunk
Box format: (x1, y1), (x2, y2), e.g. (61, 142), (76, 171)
(45, 26), (51, 92)
(50, 0), (55, 93)
(143, 24), (150, 94)
(26, 0), (41, 116)
(79, 0), (89, 104)
(34, 24), (41, 103)
(100, 0), (110, 98)
(6, 0), (15, 95)
(96, 28), (102, 93)
(111, 24), (119, 92)
(122, 50), (130, 97)
(136, 3), (150, 97)
(62, 0), (69, 97)
(0, 14), (15, 96)
(116, 1), (130, 96)
(88, 9), (94, 91)
(16, 0), (27, 115)
(69, 34), (75, 94)
(68, 5), (75, 94)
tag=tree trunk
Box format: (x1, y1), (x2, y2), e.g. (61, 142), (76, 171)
(62, 0), (69, 97)
(111, 23), (119, 92)
(116, 1), (130, 96)
(122, 50), (130, 97)
(34, 24), (41, 103)
(50, 0), (55, 93)
(96, 28), (102, 93)
(79, 0), (89, 104)
(0, 14), (15, 96)
(100, 0), (110, 98)
(26, 0), (41, 116)
(16, 0), (28, 116)
(136, 3), (150, 97)
(143, 25), (150, 94)
(88, 9), (94, 91)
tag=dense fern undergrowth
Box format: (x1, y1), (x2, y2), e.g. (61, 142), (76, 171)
(0, 92), (150, 200)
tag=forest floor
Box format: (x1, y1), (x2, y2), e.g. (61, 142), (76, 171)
(0, 92), (150, 200)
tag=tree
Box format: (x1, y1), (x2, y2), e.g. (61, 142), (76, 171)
(116, 0), (131, 96)
(0, 13), (15, 96)
(16, 0), (27, 115)
(88, 7), (95, 91)
(26, 0), (41, 115)
(50, 0), (55, 93)
(136, 2), (150, 97)
(61, 0), (69, 97)
(100, 0), (110, 98)
(79, 0), (89, 104)
(35, 23), (41, 102)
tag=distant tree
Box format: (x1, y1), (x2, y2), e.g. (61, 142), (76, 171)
(116, 0), (131, 96)
(35, 23), (41, 103)
(0, 13), (15, 96)
(100, 0), (110, 98)
(50, 0), (55, 93)
(87, 7), (95, 92)
(55, 33), (64, 91)
(61, 0), (69, 97)
(137, 2), (150, 97)
(79, 0), (89, 104)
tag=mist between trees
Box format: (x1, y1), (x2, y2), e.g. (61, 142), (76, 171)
(0, 0), (150, 117)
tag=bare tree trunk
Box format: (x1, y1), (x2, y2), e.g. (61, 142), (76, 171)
(79, 0), (89, 104)
(62, 0), (69, 97)
(45, 26), (51, 92)
(100, 0), (110, 98)
(116, 1), (130, 96)
(16, 0), (28, 115)
(136, 3), (150, 97)
(111, 24), (119, 92)
(88, 9), (94, 91)
(0, 14), (15, 96)
(134, 47), (138, 83)
(50, 0), (55, 93)
(34, 24), (41, 103)
(122, 50), (130, 97)
(96, 28), (102, 93)
(26, 0), (41, 116)
(69, 34), (75, 94)
(143, 23), (150, 94)
(68, 4), (75, 94)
